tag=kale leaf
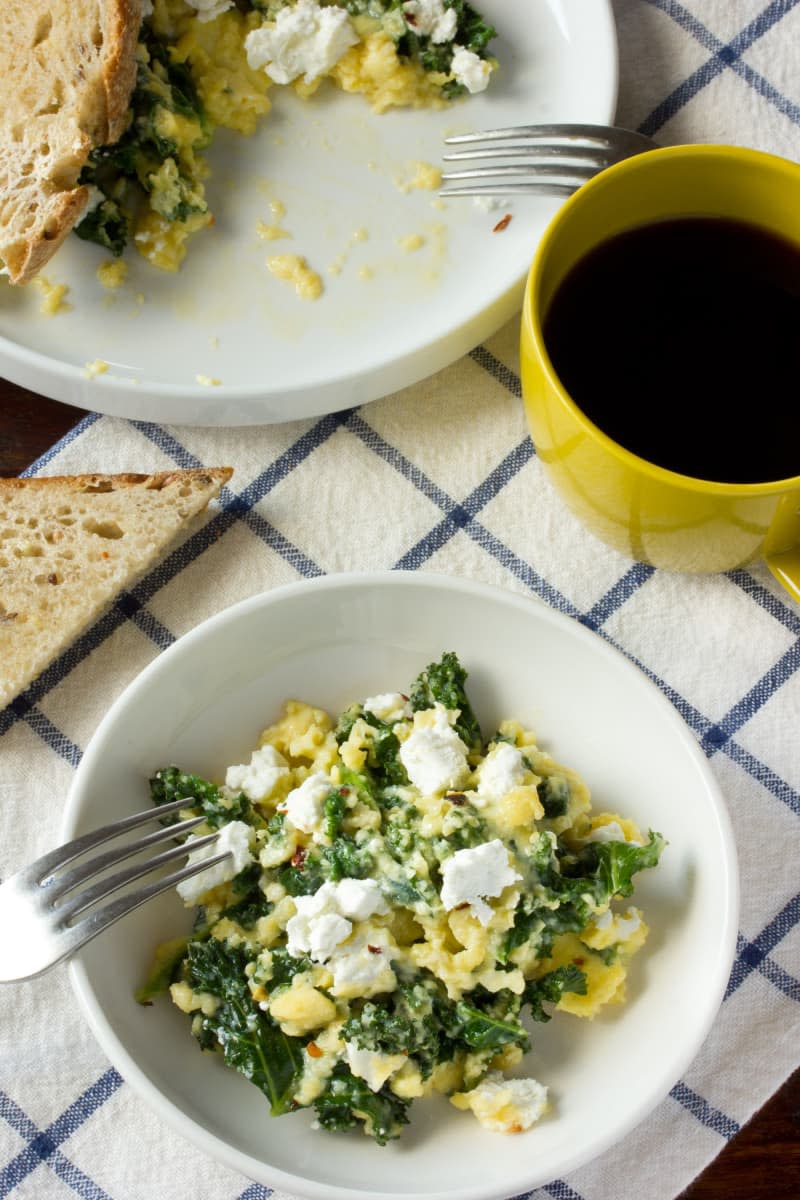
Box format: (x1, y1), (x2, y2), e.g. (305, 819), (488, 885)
(313, 1064), (411, 1145)
(523, 964), (587, 1023)
(150, 765), (251, 829)
(186, 939), (303, 1115)
(560, 830), (666, 900)
(538, 773), (570, 819)
(409, 651), (483, 753)
(73, 198), (129, 257)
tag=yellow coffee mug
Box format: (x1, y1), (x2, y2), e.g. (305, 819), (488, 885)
(520, 144), (800, 602)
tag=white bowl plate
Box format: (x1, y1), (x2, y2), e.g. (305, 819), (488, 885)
(0, 1), (617, 425)
(65, 573), (738, 1200)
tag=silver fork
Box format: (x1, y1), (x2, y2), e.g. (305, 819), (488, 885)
(440, 122), (658, 198)
(0, 798), (226, 982)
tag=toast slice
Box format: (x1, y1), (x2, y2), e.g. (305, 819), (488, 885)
(0, 0), (141, 285)
(0, 467), (232, 709)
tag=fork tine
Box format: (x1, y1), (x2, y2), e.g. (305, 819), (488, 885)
(441, 163), (599, 184)
(26, 849), (232, 979)
(439, 124), (657, 199)
(443, 123), (654, 155)
(42, 810), (209, 905)
(54, 830), (221, 922)
(22, 796), (195, 886)
(443, 143), (616, 166)
(439, 181), (581, 198)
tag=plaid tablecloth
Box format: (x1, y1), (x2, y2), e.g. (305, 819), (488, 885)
(2, 2), (799, 1198)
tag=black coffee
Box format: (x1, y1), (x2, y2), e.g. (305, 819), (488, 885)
(542, 215), (800, 483)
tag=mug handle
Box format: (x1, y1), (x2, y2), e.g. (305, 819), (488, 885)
(765, 493), (800, 604)
(766, 548), (800, 604)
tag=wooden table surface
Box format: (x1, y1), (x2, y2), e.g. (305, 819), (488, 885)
(1, 378), (799, 1198)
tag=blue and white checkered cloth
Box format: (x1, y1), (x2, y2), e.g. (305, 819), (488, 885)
(2, 2), (799, 1197)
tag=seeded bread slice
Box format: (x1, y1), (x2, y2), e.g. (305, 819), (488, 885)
(0, 0), (141, 285)
(0, 468), (233, 709)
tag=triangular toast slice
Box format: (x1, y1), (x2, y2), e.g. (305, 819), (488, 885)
(0, 0), (141, 283)
(0, 467), (232, 708)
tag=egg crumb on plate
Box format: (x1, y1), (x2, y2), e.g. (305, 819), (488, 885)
(32, 277), (70, 316)
(138, 652), (666, 1146)
(72, 0), (499, 274)
(266, 253), (324, 298)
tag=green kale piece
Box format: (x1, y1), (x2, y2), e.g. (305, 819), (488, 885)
(313, 1064), (411, 1145)
(323, 788), (348, 839)
(186, 939), (303, 1115)
(538, 773), (570, 819)
(219, 863), (269, 928)
(409, 651), (483, 753)
(334, 702), (363, 745)
(278, 834), (373, 894)
(267, 946), (314, 989)
(397, 0), (497, 98)
(523, 964), (587, 1023)
(452, 997), (530, 1053)
(343, 981), (455, 1078)
(323, 833), (373, 881)
(73, 198), (129, 256)
(335, 708), (408, 792)
(76, 21), (211, 253)
(560, 830), (666, 900)
(501, 829), (665, 961)
(149, 765), (251, 829)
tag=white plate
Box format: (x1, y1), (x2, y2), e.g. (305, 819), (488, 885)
(0, 1), (617, 426)
(64, 572), (738, 1200)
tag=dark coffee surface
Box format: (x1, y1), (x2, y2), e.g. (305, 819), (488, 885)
(542, 216), (800, 484)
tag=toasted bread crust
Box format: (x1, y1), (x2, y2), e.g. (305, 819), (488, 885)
(0, 1), (143, 285)
(0, 469), (234, 495)
(0, 467), (234, 709)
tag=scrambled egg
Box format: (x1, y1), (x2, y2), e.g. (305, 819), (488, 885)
(140, 654), (664, 1145)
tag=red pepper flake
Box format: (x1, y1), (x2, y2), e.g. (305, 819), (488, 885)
(492, 213), (513, 233)
(306, 1041), (323, 1058)
(291, 847), (307, 868)
(573, 957), (585, 967)
(446, 791), (467, 806)
(367, 944), (382, 954)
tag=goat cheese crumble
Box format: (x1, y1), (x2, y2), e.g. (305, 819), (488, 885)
(244, 0), (359, 85)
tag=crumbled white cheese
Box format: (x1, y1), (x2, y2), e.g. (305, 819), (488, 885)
(334, 877), (388, 922)
(362, 693), (412, 723)
(279, 771), (332, 836)
(177, 820), (253, 904)
(584, 822), (642, 846)
(451, 45), (492, 94)
(594, 906), (642, 939)
(329, 926), (397, 997)
(477, 742), (528, 801)
(244, 0), (358, 85)
(456, 1071), (549, 1132)
(399, 704), (470, 795)
(440, 838), (522, 925)
(402, 0), (457, 43)
(225, 744), (290, 802)
(184, 0), (233, 21)
(285, 878), (388, 961)
(345, 1042), (407, 1091)
(83, 184), (106, 215)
